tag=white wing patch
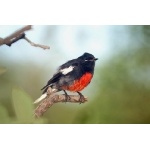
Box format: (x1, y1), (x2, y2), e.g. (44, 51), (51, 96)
(60, 66), (74, 75)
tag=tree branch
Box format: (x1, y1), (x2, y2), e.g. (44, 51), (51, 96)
(3, 25), (32, 45)
(0, 25), (50, 50)
(24, 36), (50, 50)
(34, 87), (87, 118)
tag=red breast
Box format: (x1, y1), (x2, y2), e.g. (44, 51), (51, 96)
(62, 72), (93, 92)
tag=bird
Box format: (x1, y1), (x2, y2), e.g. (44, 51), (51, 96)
(34, 52), (98, 104)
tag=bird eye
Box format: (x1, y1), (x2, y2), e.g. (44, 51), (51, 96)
(85, 57), (93, 61)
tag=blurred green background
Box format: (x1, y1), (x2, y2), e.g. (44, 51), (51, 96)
(0, 25), (150, 124)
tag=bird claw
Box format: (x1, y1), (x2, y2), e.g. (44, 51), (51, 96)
(77, 92), (85, 104)
(63, 90), (71, 102)
(79, 96), (85, 104)
(65, 94), (71, 102)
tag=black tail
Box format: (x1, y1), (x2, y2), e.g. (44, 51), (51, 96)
(41, 85), (50, 94)
(41, 85), (48, 90)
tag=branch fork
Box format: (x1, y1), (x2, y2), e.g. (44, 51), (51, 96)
(0, 25), (50, 50)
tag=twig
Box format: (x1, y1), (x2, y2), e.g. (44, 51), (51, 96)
(0, 25), (50, 50)
(34, 87), (87, 118)
(24, 36), (50, 50)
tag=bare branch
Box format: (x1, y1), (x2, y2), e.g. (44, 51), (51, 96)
(3, 25), (32, 45)
(34, 87), (87, 118)
(6, 33), (25, 46)
(24, 36), (50, 50)
(0, 25), (32, 46)
(0, 25), (50, 50)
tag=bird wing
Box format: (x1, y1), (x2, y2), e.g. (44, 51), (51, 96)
(41, 71), (62, 90)
(41, 59), (79, 92)
(58, 59), (78, 70)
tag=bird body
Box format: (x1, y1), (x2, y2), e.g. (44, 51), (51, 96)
(62, 72), (93, 92)
(34, 52), (97, 104)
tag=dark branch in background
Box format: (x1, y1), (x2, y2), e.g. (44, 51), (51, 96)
(0, 25), (50, 50)
(1, 25), (31, 45)
(34, 87), (87, 118)
(6, 33), (25, 46)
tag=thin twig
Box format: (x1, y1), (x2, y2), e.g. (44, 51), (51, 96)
(34, 87), (87, 118)
(24, 36), (50, 50)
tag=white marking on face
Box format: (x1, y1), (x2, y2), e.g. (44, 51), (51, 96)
(60, 66), (74, 75)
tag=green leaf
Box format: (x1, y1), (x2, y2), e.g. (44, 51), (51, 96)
(0, 67), (6, 75)
(12, 87), (34, 123)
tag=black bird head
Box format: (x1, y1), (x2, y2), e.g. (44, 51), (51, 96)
(78, 52), (98, 73)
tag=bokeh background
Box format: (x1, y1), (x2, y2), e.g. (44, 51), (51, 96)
(0, 25), (150, 124)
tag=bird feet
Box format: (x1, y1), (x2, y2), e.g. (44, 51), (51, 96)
(77, 92), (85, 104)
(63, 90), (71, 102)
(63, 91), (85, 103)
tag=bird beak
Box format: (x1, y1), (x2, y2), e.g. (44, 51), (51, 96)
(94, 58), (98, 61)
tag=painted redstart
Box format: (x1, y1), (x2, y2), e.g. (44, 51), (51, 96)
(34, 52), (98, 103)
